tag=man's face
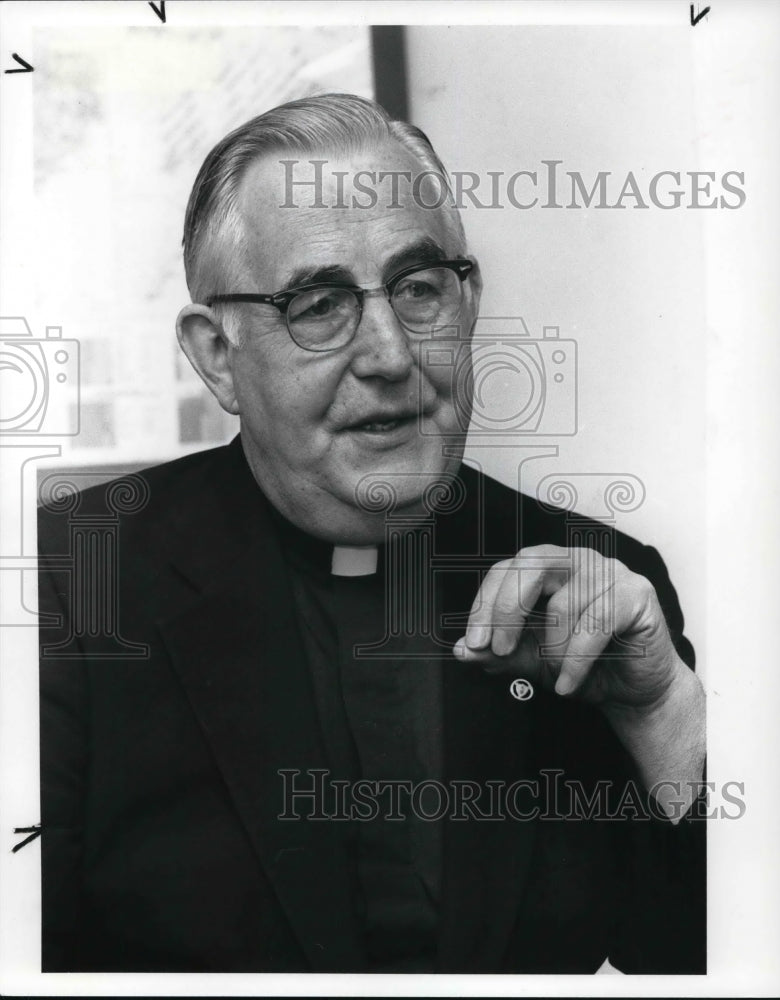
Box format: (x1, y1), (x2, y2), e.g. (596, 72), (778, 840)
(206, 142), (480, 543)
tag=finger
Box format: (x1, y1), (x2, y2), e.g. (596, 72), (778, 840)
(554, 576), (644, 696)
(463, 546), (573, 654)
(541, 582), (575, 670)
(542, 549), (622, 667)
(488, 562), (546, 657)
(454, 624), (547, 680)
(492, 545), (603, 659)
(553, 592), (614, 696)
(464, 560), (512, 649)
(563, 548), (615, 628)
(487, 547), (574, 656)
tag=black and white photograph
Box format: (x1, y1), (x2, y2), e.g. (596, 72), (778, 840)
(0, 1), (778, 995)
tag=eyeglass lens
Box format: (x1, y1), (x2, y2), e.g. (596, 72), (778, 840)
(287, 266), (463, 350)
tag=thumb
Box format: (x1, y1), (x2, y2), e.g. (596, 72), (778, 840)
(453, 625), (552, 685)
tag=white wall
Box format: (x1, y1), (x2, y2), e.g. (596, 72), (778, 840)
(406, 26), (707, 660)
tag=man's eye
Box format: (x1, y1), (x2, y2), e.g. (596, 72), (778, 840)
(307, 297), (336, 317)
(289, 289), (347, 323)
(395, 279), (438, 301)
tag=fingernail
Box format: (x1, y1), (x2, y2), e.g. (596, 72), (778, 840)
(453, 638), (466, 659)
(492, 630), (516, 657)
(465, 625), (490, 649)
(555, 674), (575, 696)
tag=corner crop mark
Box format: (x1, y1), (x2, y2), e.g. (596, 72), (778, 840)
(4, 53), (34, 74)
(12, 824), (41, 853)
(148, 1), (166, 24)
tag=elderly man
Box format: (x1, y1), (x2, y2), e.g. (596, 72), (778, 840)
(38, 94), (705, 974)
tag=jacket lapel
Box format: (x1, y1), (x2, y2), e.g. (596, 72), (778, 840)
(437, 658), (539, 971)
(156, 440), (366, 971)
(435, 464), (539, 971)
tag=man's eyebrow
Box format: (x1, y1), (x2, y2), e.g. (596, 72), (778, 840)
(381, 238), (449, 280)
(281, 263), (354, 291)
(279, 238), (453, 292)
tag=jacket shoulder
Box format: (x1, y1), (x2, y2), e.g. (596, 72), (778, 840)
(37, 442), (236, 555)
(459, 461), (649, 556)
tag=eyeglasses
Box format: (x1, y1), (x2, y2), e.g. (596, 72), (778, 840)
(206, 258), (474, 353)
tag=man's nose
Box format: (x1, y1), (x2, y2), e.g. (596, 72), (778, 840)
(349, 292), (415, 382)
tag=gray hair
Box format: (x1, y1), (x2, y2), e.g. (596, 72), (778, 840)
(182, 92), (462, 342)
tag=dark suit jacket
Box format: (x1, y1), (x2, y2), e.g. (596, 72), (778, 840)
(38, 437), (705, 973)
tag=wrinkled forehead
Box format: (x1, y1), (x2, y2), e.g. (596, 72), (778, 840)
(230, 141), (465, 289)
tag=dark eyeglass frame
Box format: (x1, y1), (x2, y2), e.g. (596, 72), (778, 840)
(205, 257), (474, 351)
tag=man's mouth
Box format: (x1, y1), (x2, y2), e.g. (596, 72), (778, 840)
(342, 404), (429, 434)
(351, 415), (416, 433)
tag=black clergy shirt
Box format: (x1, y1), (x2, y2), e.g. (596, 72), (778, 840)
(271, 506), (446, 972)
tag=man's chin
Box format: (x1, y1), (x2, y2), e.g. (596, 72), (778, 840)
(339, 447), (464, 520)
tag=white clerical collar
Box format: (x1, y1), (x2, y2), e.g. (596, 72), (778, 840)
(330, 545), (379, 577)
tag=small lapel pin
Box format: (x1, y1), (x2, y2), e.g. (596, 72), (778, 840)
(510, 678), (534, 701)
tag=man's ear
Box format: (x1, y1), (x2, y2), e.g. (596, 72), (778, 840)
(176, 304), (240, 415)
